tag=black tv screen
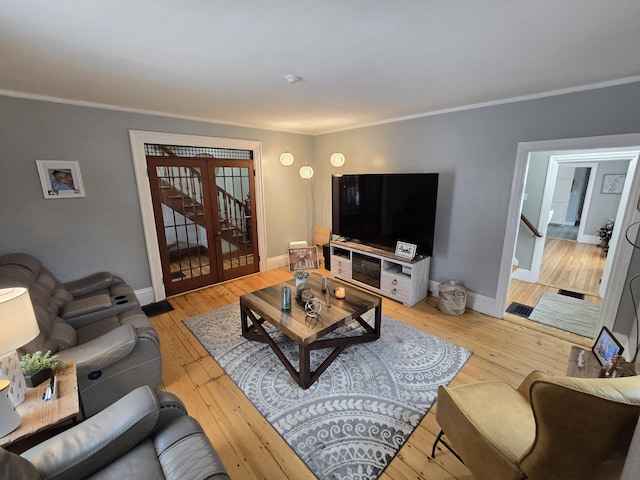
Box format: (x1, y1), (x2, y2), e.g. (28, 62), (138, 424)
(332, 173), (438, 257)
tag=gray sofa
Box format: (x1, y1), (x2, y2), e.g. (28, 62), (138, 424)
(0, 253), (161, 417)
(0, 386), (231, 479)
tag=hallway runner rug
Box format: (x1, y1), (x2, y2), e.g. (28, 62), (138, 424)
(184, 303), (472, 480)
(529, 292), (601, 338)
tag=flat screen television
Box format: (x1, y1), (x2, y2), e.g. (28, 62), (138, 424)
(332, 173), (438, 257)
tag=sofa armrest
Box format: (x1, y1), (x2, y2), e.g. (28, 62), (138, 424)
(153, 416), (231, 480)
(64, 272), (124, 297)
(56, 324), (136, 375)
(22, 386), (160, 480)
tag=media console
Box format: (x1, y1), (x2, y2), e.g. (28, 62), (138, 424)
(330, 241), (430, 307)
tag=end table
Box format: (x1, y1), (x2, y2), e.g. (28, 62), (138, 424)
(0, 360), (79, 450)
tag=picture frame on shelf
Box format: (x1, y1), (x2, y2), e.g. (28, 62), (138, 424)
(395, 241), (417, 259)
(36, 160), (86, 199)
(601, 174), (625, 194)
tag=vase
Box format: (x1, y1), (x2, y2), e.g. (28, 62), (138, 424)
(24, 367), (52, 388)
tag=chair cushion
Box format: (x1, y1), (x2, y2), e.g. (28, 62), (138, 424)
(437, 381), (535, 480)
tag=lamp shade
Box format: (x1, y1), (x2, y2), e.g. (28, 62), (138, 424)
(330, 152), (346, 167)
(0, 288), (39, 356)
(280, 152), (295, 166)
(299, 165), (314, 179)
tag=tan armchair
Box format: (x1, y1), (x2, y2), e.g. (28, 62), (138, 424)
(432, 371), (640, 480)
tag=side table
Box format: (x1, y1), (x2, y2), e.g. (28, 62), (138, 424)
(566, 346), (636, 378)
(0, 360), (79, 450)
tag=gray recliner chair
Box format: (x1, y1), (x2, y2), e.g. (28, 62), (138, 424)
(0, 253), (162, 417)
(0, 386), (231, 480)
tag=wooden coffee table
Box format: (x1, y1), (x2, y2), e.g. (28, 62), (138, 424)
(240, 273), (382, 388)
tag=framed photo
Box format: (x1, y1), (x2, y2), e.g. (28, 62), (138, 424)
(288, 246), (319, 271)
(601, 174), (625, 194)
(36, 160), (86, 199)
(395, 241), (417, 259)
(592, 326), (624, 366)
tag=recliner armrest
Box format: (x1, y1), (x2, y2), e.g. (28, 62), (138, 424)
(56, 324), (136, 375)
(64, 272), (124, 297)
(22, 386), (160, 480)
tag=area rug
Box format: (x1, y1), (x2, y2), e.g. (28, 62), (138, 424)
(529, 292), (601, 337)
(184, 303), (472, 480)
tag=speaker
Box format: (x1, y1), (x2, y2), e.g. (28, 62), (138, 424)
(323, 244), (331, 270)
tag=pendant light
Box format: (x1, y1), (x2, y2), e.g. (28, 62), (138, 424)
(330, 152), (346, 167)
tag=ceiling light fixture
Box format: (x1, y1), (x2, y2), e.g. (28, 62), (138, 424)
(330, 152), (346, 167)
(284, 74), (302, 85)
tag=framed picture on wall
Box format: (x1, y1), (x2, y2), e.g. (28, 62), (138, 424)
(601, 174), (625, 194)
(36, 160), (86, 199)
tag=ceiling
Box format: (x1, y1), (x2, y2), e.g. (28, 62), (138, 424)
(1, 1), (640, 135)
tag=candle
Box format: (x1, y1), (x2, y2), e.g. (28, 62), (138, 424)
(334, 287), (346, 299)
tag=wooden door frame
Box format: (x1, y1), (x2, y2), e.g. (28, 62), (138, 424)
(129, 130), (267, 301)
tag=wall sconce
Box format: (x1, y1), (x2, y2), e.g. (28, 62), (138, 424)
(330, 152), (346, 167)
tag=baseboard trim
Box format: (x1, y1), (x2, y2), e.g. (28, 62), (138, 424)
(135, 287), (155, 306)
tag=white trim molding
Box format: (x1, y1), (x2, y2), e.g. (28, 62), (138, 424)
(129, 130), (267, 302)
(497, 134), (640, 337)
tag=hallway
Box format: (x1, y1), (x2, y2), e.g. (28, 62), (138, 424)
(505, 237), (606, 345)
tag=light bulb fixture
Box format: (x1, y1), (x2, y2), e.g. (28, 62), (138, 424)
(330, 152), (346, 167)
(299, 165), (314, 179)
(280, 152), (294, 166)
(284, 74), (302, 85)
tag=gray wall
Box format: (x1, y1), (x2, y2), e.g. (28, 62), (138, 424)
(2, 81), (640, 304)
(315, 82), (640, 298)
(0, 96), (313, 288)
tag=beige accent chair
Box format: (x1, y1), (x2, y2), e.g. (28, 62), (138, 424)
(432, 371), (640, 480)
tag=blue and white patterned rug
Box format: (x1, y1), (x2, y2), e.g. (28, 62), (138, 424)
(184, 303), (472, 480)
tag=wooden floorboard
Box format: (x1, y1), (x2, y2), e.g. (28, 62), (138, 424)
(150, 249), (594, 479)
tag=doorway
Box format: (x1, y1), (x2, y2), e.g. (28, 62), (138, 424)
(497, 134), (640, 346)
(146, 148), (259, 296)
(129, 131), (266, 302)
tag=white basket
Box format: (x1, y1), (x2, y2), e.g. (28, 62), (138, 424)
(438, 280), (467, 315)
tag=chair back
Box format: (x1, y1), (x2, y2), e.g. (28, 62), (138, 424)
(520, 375), (640, 480)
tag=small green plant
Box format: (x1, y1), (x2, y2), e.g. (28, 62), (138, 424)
(20, 351), (62, 375)
(294, 271), (310, 280)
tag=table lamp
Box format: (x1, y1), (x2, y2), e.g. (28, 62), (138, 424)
(0, 287), (40, 436)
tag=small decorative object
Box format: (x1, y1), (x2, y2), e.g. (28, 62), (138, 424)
(289, 247), (319, 271)
(304, 298), (322, 319)
(281, 286), (291, 310)
(395, 241), (417, 259)
(20, 351), (62, 388)
(294, 270), (310, 287)
(334, 286), (346, 299)
(36, 160), (86, 199)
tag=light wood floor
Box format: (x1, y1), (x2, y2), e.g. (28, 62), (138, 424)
(152, 256), (594, 480)
(506, 237), (606, 347)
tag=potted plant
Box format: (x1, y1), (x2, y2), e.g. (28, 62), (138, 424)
(20, 351), (62, 388)
(294, 270), (310, 287)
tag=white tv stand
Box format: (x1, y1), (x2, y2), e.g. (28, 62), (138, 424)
(330, 241), (430, 307)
